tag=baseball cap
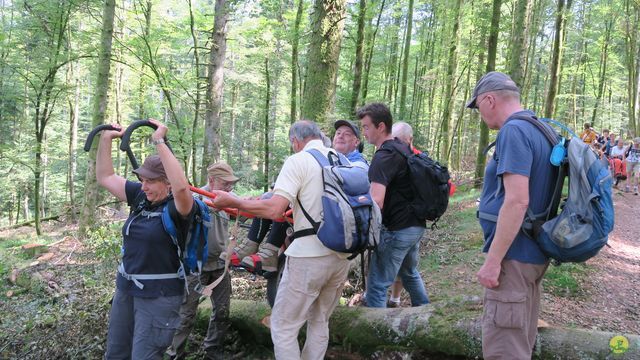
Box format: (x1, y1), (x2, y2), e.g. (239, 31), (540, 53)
(334, 120), (361, 139)
(466, 71), (520, 109)
(132, 155), (166, 180)
(207, 162), (239, 182)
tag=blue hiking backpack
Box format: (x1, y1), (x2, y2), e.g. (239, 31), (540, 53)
(479, 115), (614, 264)
(294, 149), (381, 257)
(118, 195), (210, 289)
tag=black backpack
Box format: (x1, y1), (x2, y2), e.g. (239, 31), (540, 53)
(389, 146), (451, 225)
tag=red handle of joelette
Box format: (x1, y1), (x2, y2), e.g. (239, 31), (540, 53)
(190, 186), (293, 223)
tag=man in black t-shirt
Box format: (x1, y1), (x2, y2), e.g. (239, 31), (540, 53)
(357, 103), (429, 308)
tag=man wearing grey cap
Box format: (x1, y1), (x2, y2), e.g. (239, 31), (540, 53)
(469, 72), (554, 359)
(333, 119), (368, 169)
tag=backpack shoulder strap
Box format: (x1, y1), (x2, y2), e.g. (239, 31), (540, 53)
(483, 114), (560, 155)
(510, 114), (560, 146)
(293, 148), (334, 239)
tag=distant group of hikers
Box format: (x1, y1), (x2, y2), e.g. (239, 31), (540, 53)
(97, 71), (613, 360)
(579, 123), (640, 194)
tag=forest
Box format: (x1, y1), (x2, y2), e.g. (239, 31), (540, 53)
(1, 0), (639, 233)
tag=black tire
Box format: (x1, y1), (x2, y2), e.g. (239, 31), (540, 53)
(266, 254), (286, 308)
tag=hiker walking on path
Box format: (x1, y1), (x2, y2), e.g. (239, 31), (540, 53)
(358, 103), (430, 308)
(96, 119), (196, 359)
(167, 162), (240, 360)
(580, 123), (598, 145)
(211, 120), (351, 360)
(468, 72), (555, 360)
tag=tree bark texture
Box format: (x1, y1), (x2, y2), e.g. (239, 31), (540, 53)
(474, 0), (501, 189)
(350, 0), (367, 118)
(398, 0), (414, 120)
(290, 0), (304, 124)
(439, 0), (462, 164)
(202, 0), (229, 181)
(79, 0), (115, 238)
(507, 0), (532, 87)
(544, 0), (572, 119)
(301, 0), (346, 126)
(196, 300), (640, 359)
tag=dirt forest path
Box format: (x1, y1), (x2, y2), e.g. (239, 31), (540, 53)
(540, 190), (640, 334)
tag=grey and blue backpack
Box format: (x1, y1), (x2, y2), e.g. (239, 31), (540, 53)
(479, 116), (614, 264)
(294, 149), (381, 257)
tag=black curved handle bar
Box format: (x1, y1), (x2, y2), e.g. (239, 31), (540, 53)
(83, 124), (119, 152)
(119, 120), (171, 169)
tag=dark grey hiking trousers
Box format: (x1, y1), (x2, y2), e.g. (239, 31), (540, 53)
(105, 289), (182, 360)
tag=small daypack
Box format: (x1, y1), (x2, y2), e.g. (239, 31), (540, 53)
(479, 116), (614, 264)
(118, 194), (210, 289)
(386, 144), (451, 225)
(294, 149), (381, 256)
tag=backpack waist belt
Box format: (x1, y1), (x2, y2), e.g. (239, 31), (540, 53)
(117, 262), (186, 290)
(477, 209), (542, 235)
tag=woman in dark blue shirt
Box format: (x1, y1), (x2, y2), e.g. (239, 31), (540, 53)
(96, 119), (195, 359)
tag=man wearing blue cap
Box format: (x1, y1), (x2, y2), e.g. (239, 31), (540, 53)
(469, 72), (554, 359)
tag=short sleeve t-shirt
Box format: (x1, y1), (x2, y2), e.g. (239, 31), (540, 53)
(369, 138), (425, 230)
(610, 146), (626, 158)
(478, 111), (556, 265)
(118, 181), (195, 297)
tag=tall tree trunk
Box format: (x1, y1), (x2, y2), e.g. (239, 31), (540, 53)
(79, 0), (116, 238)
(398, 0), (414, 120)
(264, 58), (271, 192)
(290, 0), (304, 124)
(361, 0), (386, 104)
(384, 11), (401, 104)
(624, 0), (639, 136)
(590, 18), (613, 126)
(506, 0), (532, 87)
(474, 0), (501, 188)
(350, 0), (367, 117)
(202, 0), (229, 181)
(227, 84), (238, 164)
(67, 70), (80, 222)
(137, 0), (152, 120)
(188, 0), (206, 184)
(300, 0), (346, 125)
(439, 0), (462, 164)
(544, 0), (572, 119)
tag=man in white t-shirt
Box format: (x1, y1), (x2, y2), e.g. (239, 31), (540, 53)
(610, 138), (628, 187)
(211, 120), (351, 360)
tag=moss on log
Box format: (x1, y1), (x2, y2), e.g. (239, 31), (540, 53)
(195, 300), (639, 359)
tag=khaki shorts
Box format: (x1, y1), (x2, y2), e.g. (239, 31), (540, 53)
(482, 260), (548, 360)
(627, 161), (640, 176)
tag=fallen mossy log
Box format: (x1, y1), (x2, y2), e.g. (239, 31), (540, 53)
(198, 300), (640, 359)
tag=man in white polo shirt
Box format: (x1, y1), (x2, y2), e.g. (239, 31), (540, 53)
(211, 120), (351, 360)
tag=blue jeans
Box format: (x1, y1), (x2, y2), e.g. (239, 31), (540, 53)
(365, 226), (429, 307)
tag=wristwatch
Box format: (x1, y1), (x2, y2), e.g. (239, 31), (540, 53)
(152, 138), (165, 146)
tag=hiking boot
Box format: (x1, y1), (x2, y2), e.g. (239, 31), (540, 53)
(233, 239), (259, 259)
(387, 300), (400, 308)
(241, 243), (279, 273)
(634, 186), (639, 195)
